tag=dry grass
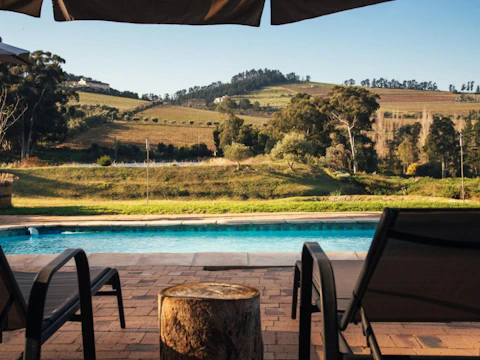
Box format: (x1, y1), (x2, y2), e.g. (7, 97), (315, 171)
(234, 82), (480, 116)
(63, 121), (216, 149)
(138, 105), (268, 126)
(69, 91), (149, 111)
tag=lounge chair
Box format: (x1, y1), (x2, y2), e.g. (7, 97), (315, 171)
(0, 246), (125, 360)
(292, 208), (480, 360)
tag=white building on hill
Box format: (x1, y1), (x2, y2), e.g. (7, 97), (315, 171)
(77, 78), (110, 91)
(214, 95), (229, 104)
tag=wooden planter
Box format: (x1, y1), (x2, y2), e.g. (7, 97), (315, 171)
(0, 186), (13, 209)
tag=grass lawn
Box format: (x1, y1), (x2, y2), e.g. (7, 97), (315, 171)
(5, 197), (480, 216)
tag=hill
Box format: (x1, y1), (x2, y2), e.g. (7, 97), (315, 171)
(233, 82), (480, 116)
(63, 121), (216, 150)
(69, 91), (149, 112)
(137, 105), (268, 126)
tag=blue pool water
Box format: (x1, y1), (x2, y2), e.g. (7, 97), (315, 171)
(0, 223), (377, 254)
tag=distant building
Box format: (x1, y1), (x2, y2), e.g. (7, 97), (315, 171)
(214, 95), (228, 104)
(77, 78), (110, 91)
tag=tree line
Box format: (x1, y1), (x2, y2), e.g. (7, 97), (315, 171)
(449, 81), (479, 94)
(344, 78), (439, 91)
(167, 69), (303, 105)
(216, 87), (479, 178)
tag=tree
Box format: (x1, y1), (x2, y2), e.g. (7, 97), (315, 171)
(8, 51), (77, 158)
(0, 88), (27, 147)
(318, 86), (380, 173)
(270, 132), (312, 171)
(216, 97), (237, 115)
(223, 142), (251, 170)
(397, 139), (418, 173)
(423, 115), (459, 178)
(269, 96), (331, 156)
(238, 98), (252, 110)
(305, 75), (311, 82)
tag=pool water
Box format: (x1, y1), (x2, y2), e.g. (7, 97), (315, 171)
(0, 223), (377, 254)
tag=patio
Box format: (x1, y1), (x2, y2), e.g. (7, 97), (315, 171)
(2, 259), (480, 360)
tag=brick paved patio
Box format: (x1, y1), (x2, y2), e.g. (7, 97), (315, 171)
(2, 264), (480, 360)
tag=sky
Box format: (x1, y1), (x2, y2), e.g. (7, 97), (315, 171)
(0, 0), (479, 96)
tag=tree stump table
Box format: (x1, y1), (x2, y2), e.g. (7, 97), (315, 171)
(159, 282), (263, 360)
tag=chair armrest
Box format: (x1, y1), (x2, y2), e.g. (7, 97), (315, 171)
(300, 242), (339, 360)
(24, 249), (93, 344)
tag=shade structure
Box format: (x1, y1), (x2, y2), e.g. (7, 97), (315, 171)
(0, 41), (30, 65)
(0, 0), (393, 26)
(271, 0), (393, 25)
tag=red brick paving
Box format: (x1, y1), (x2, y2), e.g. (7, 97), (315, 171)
(1, 265), (480, 359)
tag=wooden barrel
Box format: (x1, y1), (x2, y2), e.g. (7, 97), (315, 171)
(0, 186), (13, 209)
(159, 282), (263, 360)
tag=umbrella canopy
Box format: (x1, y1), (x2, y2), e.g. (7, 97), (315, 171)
(0, 40), (30, 65)
(1, 0), (393, 26)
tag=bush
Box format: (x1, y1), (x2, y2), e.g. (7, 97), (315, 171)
(144, 117), (149, 122)
(152, 118), (159, 123)
(415, 162), (442, 178)
(21, 157), (44, 168)
(206, 122), (212, 126)
(96, 155), (113, 166)
(132, 117), (140, 122)
(406, 162), (421, 176)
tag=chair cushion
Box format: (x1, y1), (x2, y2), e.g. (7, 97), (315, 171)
(13, 267), (111, 320)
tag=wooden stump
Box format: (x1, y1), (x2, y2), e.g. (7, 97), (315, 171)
(159, 282), (263, 360)
(0, 186), (12, 209)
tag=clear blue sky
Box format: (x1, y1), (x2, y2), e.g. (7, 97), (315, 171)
(1, 0), (479, 95)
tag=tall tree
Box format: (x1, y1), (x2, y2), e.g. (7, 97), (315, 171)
(269, 96), (331, 156)
(8, 51), (77, 158)
(423, 115), (459, 178)
(318, 86), (380, 173)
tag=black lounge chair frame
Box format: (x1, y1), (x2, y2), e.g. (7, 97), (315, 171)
(0, 247), (125, 360)
(292, 208), (480, 360)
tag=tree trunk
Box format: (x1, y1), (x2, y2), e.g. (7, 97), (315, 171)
(159, 282), (263, 360)
(442, 159), (446, 179)
(347, 126), (358, 174)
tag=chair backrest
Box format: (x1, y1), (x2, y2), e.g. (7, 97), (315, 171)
(0, 246), (27, 332)
(342, 208), (480, 327)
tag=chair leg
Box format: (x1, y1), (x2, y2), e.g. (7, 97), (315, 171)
(292, 263), (300, 319)
(79, 296), (96, 360)
(112, 272), (126, 329)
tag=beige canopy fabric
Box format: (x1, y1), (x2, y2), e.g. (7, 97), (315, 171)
(0, 0), (393, 26)
(0, 0), (42, 17)
(52, 0), (266, 26)
(270, 0), (393, 25)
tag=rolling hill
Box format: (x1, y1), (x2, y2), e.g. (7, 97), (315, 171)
(69, 91), (149, 111)
(233, 82), (480, 115)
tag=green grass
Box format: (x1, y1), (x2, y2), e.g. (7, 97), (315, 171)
(6, 164), (361, 201)
(3, 197), (479, 216)
(70, 91), (149, 111)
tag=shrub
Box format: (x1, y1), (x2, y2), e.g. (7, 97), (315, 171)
(21, 157), (44, 168)
(206, 122), (212, 126)
(132, 117), (140, 121)
(96, 155), (113, 166)
(0, 173), (18, 186)
(144, 117), (149, 122)
(416, 162), (442, 178)
(171, 120), (176, 125)
(152, 118), (159, 123)
(406, 162), (421, 176)
(224, 142), (251, 170)
(189, 121), (195, 125)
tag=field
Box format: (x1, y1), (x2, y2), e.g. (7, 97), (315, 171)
(3, 164), (480, 215)
(63, 121), (216, 149)
(69, 91), (149, 111)
(234, 82), (480, 115)
(137, 105), (268, 126)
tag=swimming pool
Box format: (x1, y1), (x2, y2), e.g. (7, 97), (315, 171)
(0, 222), (377, 254)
